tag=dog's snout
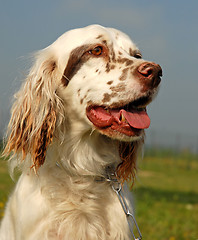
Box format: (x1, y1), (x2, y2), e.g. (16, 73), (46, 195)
(137, 62), (162, 88)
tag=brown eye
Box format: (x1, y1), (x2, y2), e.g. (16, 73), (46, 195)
(89, 46), (103, 56)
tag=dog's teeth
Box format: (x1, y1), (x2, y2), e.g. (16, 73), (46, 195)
(121, 113), (126, 122)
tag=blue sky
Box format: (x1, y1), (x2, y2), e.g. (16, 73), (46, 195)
(0, 0), (198, 144)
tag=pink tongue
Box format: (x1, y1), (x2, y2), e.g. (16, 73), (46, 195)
(120, 109), (150, 129)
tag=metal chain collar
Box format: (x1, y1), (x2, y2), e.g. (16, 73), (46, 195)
(108, 172), (142, 240)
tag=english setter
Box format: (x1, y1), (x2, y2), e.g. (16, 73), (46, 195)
(0, 25), (162, 240)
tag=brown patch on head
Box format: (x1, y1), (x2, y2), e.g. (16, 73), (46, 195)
(61, 44), (91, 86)
(119, 68), (129, 81)
(62, 43), (111, 86)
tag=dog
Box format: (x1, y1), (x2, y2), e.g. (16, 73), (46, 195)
(0, 24), (162, 240)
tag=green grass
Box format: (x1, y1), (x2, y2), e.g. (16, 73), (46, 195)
(132, 153), (198, 240)
(0, 150), (198, 239)
(0, 158), (15, 218)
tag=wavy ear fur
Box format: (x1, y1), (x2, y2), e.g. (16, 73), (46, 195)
(3, 51), (64, 170)
(117, 137), (144, 184)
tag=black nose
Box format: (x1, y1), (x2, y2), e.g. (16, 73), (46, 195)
(137, 62), (162, 88)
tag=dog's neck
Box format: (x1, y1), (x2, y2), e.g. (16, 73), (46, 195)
(49, 129), (121, 179)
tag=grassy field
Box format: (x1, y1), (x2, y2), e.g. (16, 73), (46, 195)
(0, 149), (198, 240)
(133, 151), (198, 240)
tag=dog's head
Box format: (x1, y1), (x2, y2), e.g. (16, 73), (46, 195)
(57, 25), (162, 141)
(4, 25), (162, 180)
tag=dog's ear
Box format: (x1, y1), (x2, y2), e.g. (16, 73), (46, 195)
(117, 138), (144, 184)
(4, 52), (64, 170)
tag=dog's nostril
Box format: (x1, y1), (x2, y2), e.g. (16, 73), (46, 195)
(137, 62), (162, 88)
(146, 68), (153, 77)
(138, 64), (155, 78)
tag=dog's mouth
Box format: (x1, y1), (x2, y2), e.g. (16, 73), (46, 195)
(86, 95), (152, 137)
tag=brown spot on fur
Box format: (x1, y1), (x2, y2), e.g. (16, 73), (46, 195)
(110, 65), (115, 70)
(80, 94), (87, 104)
(96, 35), (103, 39)
(117, 57), (125, 64)
(106, 63), (110, 73)
(102, 92), (118, 103)
(107, 80), (113, 85)
(110, 83), (126, 92)
(102, 93), (111, 103)
(109, 44), (116, 63)
(119, 68), (129, 81)
(111, 51), (116, 63)
(117, 57), (133, 66)
(129, 48), (133, 57)
(125, 59), (133, 66)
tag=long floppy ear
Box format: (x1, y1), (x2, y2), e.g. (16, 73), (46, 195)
(3, 51), (64, 170)
(117, 137), (144, 184)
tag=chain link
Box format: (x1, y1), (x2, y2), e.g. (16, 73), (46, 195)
(111, 180), (142, 240)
